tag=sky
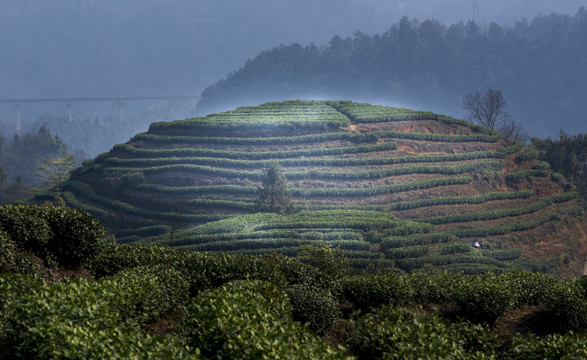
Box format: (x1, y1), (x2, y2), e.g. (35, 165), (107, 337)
(0, 0), (585, 142)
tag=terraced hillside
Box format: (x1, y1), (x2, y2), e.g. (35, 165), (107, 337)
(46, 100), (586, 275)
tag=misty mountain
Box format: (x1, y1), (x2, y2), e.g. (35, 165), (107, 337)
(196, 9), (587, 139)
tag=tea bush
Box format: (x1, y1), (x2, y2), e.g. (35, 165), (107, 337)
(0, 230), (16, 268)
(346, 305), (499, 359)
(454, 272), (519, 324)
(0, 205), (52, 259)
(179, 279), (350, 359)
(340, 272), (414, 312)
(286, 284), (340, 335)
(508, 333), (587, 359)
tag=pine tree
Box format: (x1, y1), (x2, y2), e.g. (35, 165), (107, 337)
(254, 161), (294, 215)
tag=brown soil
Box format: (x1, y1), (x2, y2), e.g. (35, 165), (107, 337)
(145, 308), (185, 336)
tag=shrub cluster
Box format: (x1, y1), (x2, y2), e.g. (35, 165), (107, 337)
(0, 205), (107, 266)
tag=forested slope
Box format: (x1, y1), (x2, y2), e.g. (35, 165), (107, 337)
(197, 10), (587, 138)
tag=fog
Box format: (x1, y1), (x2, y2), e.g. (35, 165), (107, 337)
(0, 0), (585, 155)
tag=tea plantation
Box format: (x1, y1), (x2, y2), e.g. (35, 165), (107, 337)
(1, 205), (586, 358)
(38, 100), (585, 276)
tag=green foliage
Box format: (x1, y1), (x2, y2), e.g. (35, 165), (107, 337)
(150, 100), (351, 135)
(34, 154), (75, 188)
(286, 284), (340, 335)
(506, 169), (549, 184)
(0, 127), (70, 187)
(112, 265), (189, 326)
(0, 230), (16, 268)
(0, 205), (107, 266)
(387, 190), (533, 211)
(38, 206), (107, 265)
(346, 305), (498, 359)
(509, 333), (587, 360)
(532, 131), (587, 197)
(179, 279), (350, 359)
(418, 192), (578, 225)
(542, 279), (587, 332)
(10, 253), (44, 279)
(1, 273), (197, 359)
(0, 205), (52, 257)
(254, 161), (294, 215)
(454, 273), (519, 324)
(341, 273), (414, 312)
(515, 148), (539, 162)
(297, 244), (350, 287)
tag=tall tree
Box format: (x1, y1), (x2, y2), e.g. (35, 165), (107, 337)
(34, 154), (75, 188)
(254, 162), (294, 215)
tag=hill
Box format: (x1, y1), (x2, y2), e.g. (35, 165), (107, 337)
(42, 100), (586, 276)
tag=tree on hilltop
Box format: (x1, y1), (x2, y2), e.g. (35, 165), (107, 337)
(463, 89), (526, 142)
(254, 162), (294, 215)
(462, 89), (509, 130)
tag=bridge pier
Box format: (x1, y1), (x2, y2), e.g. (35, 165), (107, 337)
(14, 104), (21, 134)
(66, 103), (73, 121)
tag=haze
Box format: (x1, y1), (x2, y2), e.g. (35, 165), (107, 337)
(0, 0), (585, 155)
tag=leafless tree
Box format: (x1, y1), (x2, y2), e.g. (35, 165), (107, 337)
(463, 89), (527, 142)
(462, 89), (509, 130)
(498, 117), (527, 143)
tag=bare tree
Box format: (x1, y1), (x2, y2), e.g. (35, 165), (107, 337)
(498, 117), (527, 143)
(462, 89), (509, 130)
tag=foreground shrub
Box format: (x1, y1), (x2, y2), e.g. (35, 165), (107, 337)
(409, 270), (467, 304)
(346, 305), (498, 359)
(38, 206), (107, 265)
(0, 205), (107, 266)
(454, 272), (519, 324)
(340, 272), (414, 312)
(1, 269), (193, 359)
(0, 205), (52, 259)
(542, 279), (587, 332)
(286, 284), (340, 335)
(0, 230), (16, 269)
(508, 332), (587, 359)
(112, 265), (190, 326)
(179, 279), (351, 359)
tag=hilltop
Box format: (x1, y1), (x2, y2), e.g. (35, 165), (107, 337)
(41, 100), (586, 276)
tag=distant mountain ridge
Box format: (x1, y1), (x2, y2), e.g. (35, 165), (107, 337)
(40, 100), (586, 276)
(196, 10), (587, 138)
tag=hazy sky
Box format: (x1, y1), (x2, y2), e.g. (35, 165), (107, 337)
(1, 0), (585, 141)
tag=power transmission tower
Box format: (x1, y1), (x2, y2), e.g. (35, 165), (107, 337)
(473, 1), (480, 25)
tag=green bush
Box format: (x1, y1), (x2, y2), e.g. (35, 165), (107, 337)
(10, 253), (44, 279)
(1, 268), (196, 359)
(542, 279), (587, 332)
(0, 205), (52, 258)
(38, 206), (107, 265)
(0, 205), (107, 266)
(0, 230), (16, 269)
(112, 265), (189, 326)
(409, 270), (467, 304)
(0, 274), (197, 359)
(516, 148), (539, 162)
(508, 332), (587, 359)
(346, 305), (498, 359)
(340, 273), (414, 311)
(455, 273), (519, 324)
(286, 284), (340, 335)
(179, 279), (350, 359)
